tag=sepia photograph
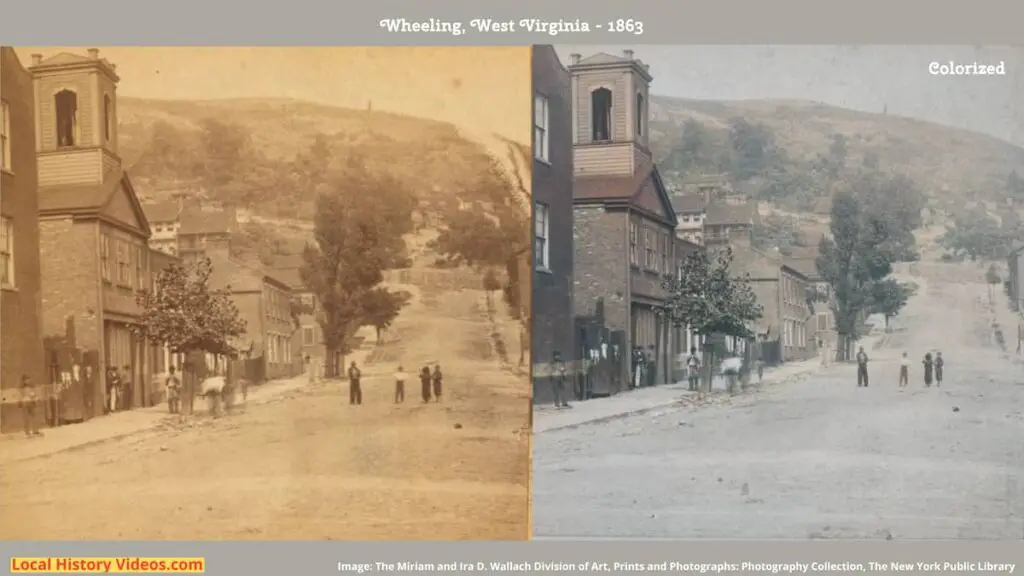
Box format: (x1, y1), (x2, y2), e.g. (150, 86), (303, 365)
(531, 45), (1024, 539)
(0, 46), (532, 540)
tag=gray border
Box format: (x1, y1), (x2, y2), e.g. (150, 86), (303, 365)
(2, 541), (1023, 575)
(1, 0), (1023, 44)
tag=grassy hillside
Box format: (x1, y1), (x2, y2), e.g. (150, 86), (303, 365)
(118, 97), (496, 219)
(649, 96), (1024, 210)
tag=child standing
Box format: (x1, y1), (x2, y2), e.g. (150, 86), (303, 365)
(394, 365), (407, 404)
(431, 365), (443, 402)
(899, 352), (909, 388)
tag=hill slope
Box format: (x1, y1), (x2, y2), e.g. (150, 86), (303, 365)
(648, 96), (1024, 209)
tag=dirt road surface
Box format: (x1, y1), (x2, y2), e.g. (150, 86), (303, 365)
(533, 267), (1024, 539)
(1, 281), (531, 540)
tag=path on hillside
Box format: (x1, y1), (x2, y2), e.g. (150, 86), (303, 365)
(0, 279), (530, 540)
(533, 269), (1024, 539)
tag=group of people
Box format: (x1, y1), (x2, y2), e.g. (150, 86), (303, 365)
(345, 361), (444, 405)
(854, 346), (945, 388)
(105, 365), (135, 413)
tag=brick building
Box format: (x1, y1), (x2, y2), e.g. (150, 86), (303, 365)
(568, 50), (679, 395)
(530, 45), (575, 404)
(30, 49), (157, 416)
(0, 47), (47, 432)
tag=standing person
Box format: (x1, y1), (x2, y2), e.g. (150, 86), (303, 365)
(856, 347), (870, 387)
(923, 353), (934, 387)
(550, 352), (570, 408)
(934, 352), (944, 386)
(306, 355), (315, 385)
(165, 366), (181, 414)
(898, 352), (910, 388)
(106, 367), (121, 413)
(19, 375), (42, 438)
(431, 364), (443, 402)
(120, 365), (133, 411)
(685, 347), (701, 392)
(393, 365), (407, 404)
(818, 338), (827, 367)
(419, 366), (432, 403)
(347, 361), (362, 405)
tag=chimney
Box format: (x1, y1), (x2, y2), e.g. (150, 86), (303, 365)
(623, 49), (634, 60)
(569, 53), (581, 65)
(87, 48), (99, 60)
(31, 54), (42, 66)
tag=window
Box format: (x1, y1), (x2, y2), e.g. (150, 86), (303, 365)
(534, 202), (549, 269)
(103, 94), (112, 141)
(533, 93), (549, 162)
(644, 228), (655, 269)
(55, 90), (78, 148)
(0, 100), (9, 171)
(116, 241), (130, 286)
(636, 93), (644, 137)
(303, 327), (314, 345)
(135, 246), (145, 290)
(0, 217), (13, 286)
(100, 235), (112, 282)
(661, 232), (669, 274)
(629, 223), (638, 266)
(591, 88), (612, 141)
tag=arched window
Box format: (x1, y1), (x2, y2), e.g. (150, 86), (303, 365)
(591, 88), (612, 141)
(55, 90), (78, 147)
(636, 93), (645, 137)
(104, 94), (112, 141)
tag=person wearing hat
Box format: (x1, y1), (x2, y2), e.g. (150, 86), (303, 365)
(347, 361), (362, 405)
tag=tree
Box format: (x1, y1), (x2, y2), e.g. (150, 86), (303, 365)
(300, 155), (414, 377)
(481, 268), (502, 310)
(728, 117), (777, 180)
(940, 209), (1007, 261)
(363, 288), (411, 343)
(816, 190), (897, 361)
(660, 247), (763, 390)
(871, 278), (916, 331)
(135, 257), (247, 417)
(195, 118), (252, 187)
(986, 263), (1002, 300)
(430, 141), (532, 365)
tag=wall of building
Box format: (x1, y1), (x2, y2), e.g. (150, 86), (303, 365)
(531, 45), (575, 404)
(0, 47), (47, 432)
(780, 269), (814, 361)
(263, 281), (296, 379)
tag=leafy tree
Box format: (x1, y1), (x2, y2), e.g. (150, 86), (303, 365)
(1008, 170), (1024, 197)
(133, 120), (197, 178)
(135, 256), (247, 417)
(300, 155), (414, 376)
(481, 268), (502, 310)
(727, 117), (777, 180)
(940, 209), (1008, 261)
(870, 278), (916, 331)
(816, 190), (896, 360)
(430, 142), (531, 365)
(362, 289), (412, 344)
(195, 118), (252, 188)
(660, 247), (763, 389)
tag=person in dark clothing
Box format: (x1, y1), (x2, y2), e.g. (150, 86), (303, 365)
(121, 365), (133, 410)
(419, 366), (432, 403)
(899, 352), (909, 388)
(106, 367), (121, 413)
(855, 347), (869, 387)
(685, 347), (701, 391)
(934, 352), (944, 386)
(347, 361), (362, 405)
(19, 375), (42, 437)
(923, 353), (934, 387)
(550, 351), (571, 408)
(431, 365), (443, 402)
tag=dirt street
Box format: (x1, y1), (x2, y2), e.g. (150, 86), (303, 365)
(533, 267), (1024, 539)
(1, 282), (531, 540)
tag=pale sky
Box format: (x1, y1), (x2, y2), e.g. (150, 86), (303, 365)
(14, 47), (531, 145)
(557, 45), (1024, 148)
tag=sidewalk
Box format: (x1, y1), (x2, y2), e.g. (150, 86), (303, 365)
(0, 373), (313, 465)
(534, 337), (882, 434)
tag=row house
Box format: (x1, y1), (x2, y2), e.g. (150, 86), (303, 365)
(703, 201), (758, 247)
(0, 47), (46, 432)
(568, 50), (680, 395)
(670, 194), (705, 245)
(269, 254), (322, 363)
(530, 45), (575, 404)
(727, 232), (815, 364)
(29, 49), (165, 419)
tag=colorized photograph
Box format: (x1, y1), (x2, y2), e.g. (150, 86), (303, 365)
(0, 46), (532, 540)
(530, 44), (1024, 539)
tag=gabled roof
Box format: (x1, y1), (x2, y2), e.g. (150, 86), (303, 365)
(574, 162), (677, 226)
(38, 170), (152, 236)
(670, 195), (706, 214)
(569, 51), (653, 82)
(178, 208), (235, 236)
(29, 51), (120, 81)
(576, 52), (632, 66)
(142, 201), (181, 223)
(705, 202), (756, 226)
